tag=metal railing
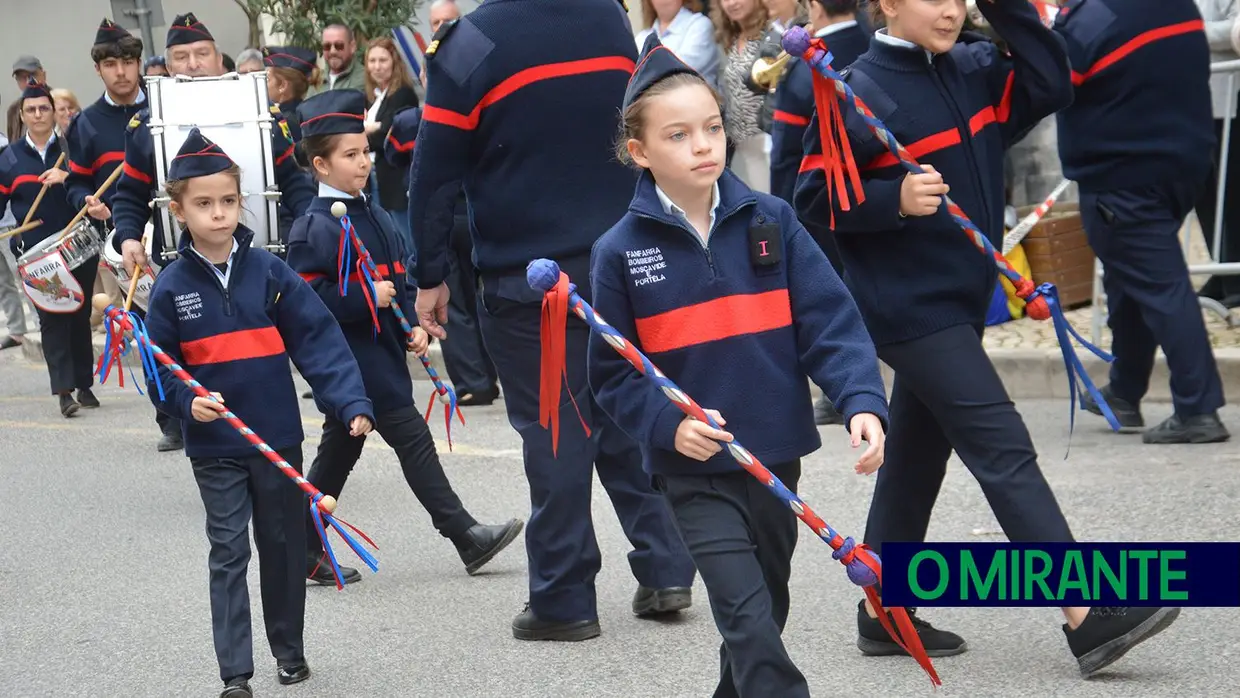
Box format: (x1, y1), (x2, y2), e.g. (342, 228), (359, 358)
(1091, 58), (1240, 344)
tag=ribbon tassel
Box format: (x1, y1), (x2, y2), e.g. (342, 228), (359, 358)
(809, 64), (864, 230)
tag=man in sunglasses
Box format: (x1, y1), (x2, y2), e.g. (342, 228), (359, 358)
(309, 24), (366, 95)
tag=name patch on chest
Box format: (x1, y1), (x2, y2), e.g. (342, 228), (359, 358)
(749, 222), (782, 267)
(175, 291), (203, 322)
(626, 247), (667, 287)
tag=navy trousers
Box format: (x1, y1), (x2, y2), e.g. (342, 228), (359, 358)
(864, 324), (1075, 557)
(657, 461), (809, 698)
(131, 304), (182, 437)
(35, 255), (97, 395)
(1082, 180), (1226, 417)
(441, 212), (498, 396)
(476, 255), (696, 622)
(190, 447), (308, 683)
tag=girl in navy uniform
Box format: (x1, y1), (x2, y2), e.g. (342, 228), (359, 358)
(795, 0), (1180, 677)
(142, 128), (376, 698)
(0, 80), (97, 417)
(286, 90), (523, 586)
(261, 45), (320, 144)
(590, 35), (889, 698)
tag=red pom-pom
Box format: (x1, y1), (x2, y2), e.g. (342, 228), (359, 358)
(1026, 296), (1050, 321)
(1014, 277), (1035, 299)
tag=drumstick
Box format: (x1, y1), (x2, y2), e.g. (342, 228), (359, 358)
(22, 153), (67, 227)
(0, 219), (45, 241)
(59, 165), (124, 241)
(122, 236), (148, 312)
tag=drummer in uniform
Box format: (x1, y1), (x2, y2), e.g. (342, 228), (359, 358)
(0, 80), (99, 417)
(110, 12), (315, 279)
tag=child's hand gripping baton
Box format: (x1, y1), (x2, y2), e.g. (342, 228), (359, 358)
(330, 202), (464, 448)
(526, 259), (941, 687)
(92, 295), (379, 589)
(782, 23), (1121, 446)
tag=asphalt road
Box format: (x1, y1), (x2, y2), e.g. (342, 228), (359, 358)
(1, 348), (1238, 697)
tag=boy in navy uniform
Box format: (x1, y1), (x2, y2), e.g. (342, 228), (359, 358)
(143, 129), (374, 698)
(1055, 0), (1230, 444)
(407, 0), (697, 641)
(110, 12), (314, 276)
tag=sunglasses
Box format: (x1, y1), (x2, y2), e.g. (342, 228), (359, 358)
(322, 41), (348, 52)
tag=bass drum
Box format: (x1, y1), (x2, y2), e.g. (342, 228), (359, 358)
(100, 224), (160, 311)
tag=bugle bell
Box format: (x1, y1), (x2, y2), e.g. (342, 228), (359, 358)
(750, 51), (792, 92)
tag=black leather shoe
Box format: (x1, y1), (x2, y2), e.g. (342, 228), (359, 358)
(457, 384), (500, 407)
(1081, 385), (1144, 432)
(1063, 607), (1180, 678)
(1142, 413), (1230, 445)
(157, 432), (184, 452)
(59, 393), (79, 418)
(307, 558), (362, 586)
(857, 600), (967, 657)
(276, 662), (311, 685)
(219, 678), (251, 697)
(512, 603), (601, 642)
(813, 395), (843, 426)
(632, 585), (692, 617)
(455, 519), (524, 575)
(76, 388), (100, 408)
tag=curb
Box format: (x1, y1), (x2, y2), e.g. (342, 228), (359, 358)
(20, 331), (1240, 402)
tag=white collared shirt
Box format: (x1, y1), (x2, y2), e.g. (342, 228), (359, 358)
(655, 182), (721, 244)
(25, 131), (56, 162)
(189, 237), (240, 287)
(817, 20), (859, 38)
(318, 182), (364, 200)
(874, 27), (934, 62)
(103, 89), (146, 108)
(635, 7), (721, 90)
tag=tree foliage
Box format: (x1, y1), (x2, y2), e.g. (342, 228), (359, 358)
(231, 0), (423, 50)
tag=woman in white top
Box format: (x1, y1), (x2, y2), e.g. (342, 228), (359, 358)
(362, 37), (419, 254)
(1195, 0), (1240, 307)
(636, 1), (722, 90)
(712, 0), (773, 193)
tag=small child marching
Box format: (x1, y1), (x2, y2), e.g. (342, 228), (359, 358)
(589, 35), (890, 698)
(141, 128), (376, 698)
(286, 90), (523, 586)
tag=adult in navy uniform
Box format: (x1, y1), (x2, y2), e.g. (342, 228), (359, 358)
(261, 46), (320, 144)
(768, 0), (869, 427)
(407, 0), (697, 641)
(1055, 0), (1230, 444)
(0, 80), (98, 417)
(110, 13), (315, 278)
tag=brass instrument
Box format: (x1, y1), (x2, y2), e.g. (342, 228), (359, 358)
(750, 51), (792, 92)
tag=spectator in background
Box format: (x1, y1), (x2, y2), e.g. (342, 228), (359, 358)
(1196, 0), (1240, 308)
(143, 56), (168, 77)
(9, 56), (47, 144)
(430, 0), (461, 32)
(635, 1), (721, 90)
(363, 37), (419, 252)
(712, 0), (773, 192)
(0, 131), (31, 351)
(50, 88), (79, 136)
(235, 48), (265, 74)
(221, 53), (236, 73)
(311, 24), (367, 94)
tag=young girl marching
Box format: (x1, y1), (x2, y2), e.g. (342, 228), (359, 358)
(794, 0), (1180, 677)
(142, 128), (376, 697)
(589, 34), (890, 698)
(285, 90), (523, 586)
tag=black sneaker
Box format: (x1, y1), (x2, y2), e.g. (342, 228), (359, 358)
(59, 393), (79, 418)
(157, 432), (183, 452)
(76, 388), (100, 408)
(1080, 385), (1144, 432)
(814, 395), (844, 426)
(512, 603), (601, 642)
(1142, 413), (1230, 445)
(219, 677), (251, 698)
(857, 600), (967, 657)
(1063, 606), (1180, 678)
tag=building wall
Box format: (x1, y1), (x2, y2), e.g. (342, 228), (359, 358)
(0, 0), (250, 112)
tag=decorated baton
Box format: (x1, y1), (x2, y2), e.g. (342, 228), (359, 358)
(92, 295), (379, 589)
(782, 23), (1121, 442)
(526, 259), (941, 687)
(1002, 178), (1072, 255)
(330, 202), (464, 448)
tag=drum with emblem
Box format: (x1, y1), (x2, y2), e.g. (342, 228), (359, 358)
(145, 71), (283, 253)
(16, 219), (104, 313)
(101, 221), (158, 311)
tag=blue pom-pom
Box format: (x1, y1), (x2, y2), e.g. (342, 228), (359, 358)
(846, 558), (880, 587)
(782, 24), (812, 57)
(527, 258), (561, 293)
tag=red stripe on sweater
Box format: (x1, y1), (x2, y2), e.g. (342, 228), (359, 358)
(69, 151), (125, 176)
(423, 56), (636, 131)
(635, 290), (793, 354)
(773, 110), (810, 127)
(180, 327), (286, 365)
(122, 162), (152, 184)
(275, 144), (295, 166)
(1071, 20), (1205, 86)
(298, 261), (406, 284)
(0, 174), (42, 195)
(387, 134), (416, 153)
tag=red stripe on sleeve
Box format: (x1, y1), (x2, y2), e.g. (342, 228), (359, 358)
(634, 290), (793, 354)
(1071, 20), (1205, 86)
(122, 162), (153, 184)
(773, 110), (811, 127)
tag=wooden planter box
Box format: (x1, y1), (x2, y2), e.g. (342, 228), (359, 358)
(1016, 202), (1095, 309)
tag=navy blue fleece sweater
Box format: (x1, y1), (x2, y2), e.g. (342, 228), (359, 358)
(1053, 0), (1215, 191)
(64, 94), (145, 210)
(589, 169), (888, 478)
(143, 225), (374, 458)
(794, 0), (1072, 346)
(0, 136), (74, 256)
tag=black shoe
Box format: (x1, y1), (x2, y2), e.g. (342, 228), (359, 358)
(856, 600), (967, 658)
(512, 603), (601, 642)
(632, 585), (692, 617)
(1142, 413), (1230, 444)
(307, 557), (363, 586)
(1080, 384), (1144, 431)
(76, 388), (100, 408)
(813, 395), (844, 426)
(457, 384), (500, 407)
(219, 677), (251, 698)
(157, 431), (184, 452)
(0, 335), (21, 351)
(276, 662), (311, 685)
(59, 393), (79, 418)
(455, 519), (524, 575)
(302, 390), (314, 399)
(1063, 606), (1180, 678)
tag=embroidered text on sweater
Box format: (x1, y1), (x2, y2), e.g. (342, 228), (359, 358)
(589, 169), (888, 478)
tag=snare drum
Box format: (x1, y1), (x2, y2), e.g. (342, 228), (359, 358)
(146, 72), (282, 253)
(17, 220), (104, 314)
(101, 225), (159, 311)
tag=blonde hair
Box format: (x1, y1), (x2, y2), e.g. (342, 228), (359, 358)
(641, 0), (704, 29)
(711, 0), (770, 47)
(49, 89), (80, 114)
(614, 72), (724, 166)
